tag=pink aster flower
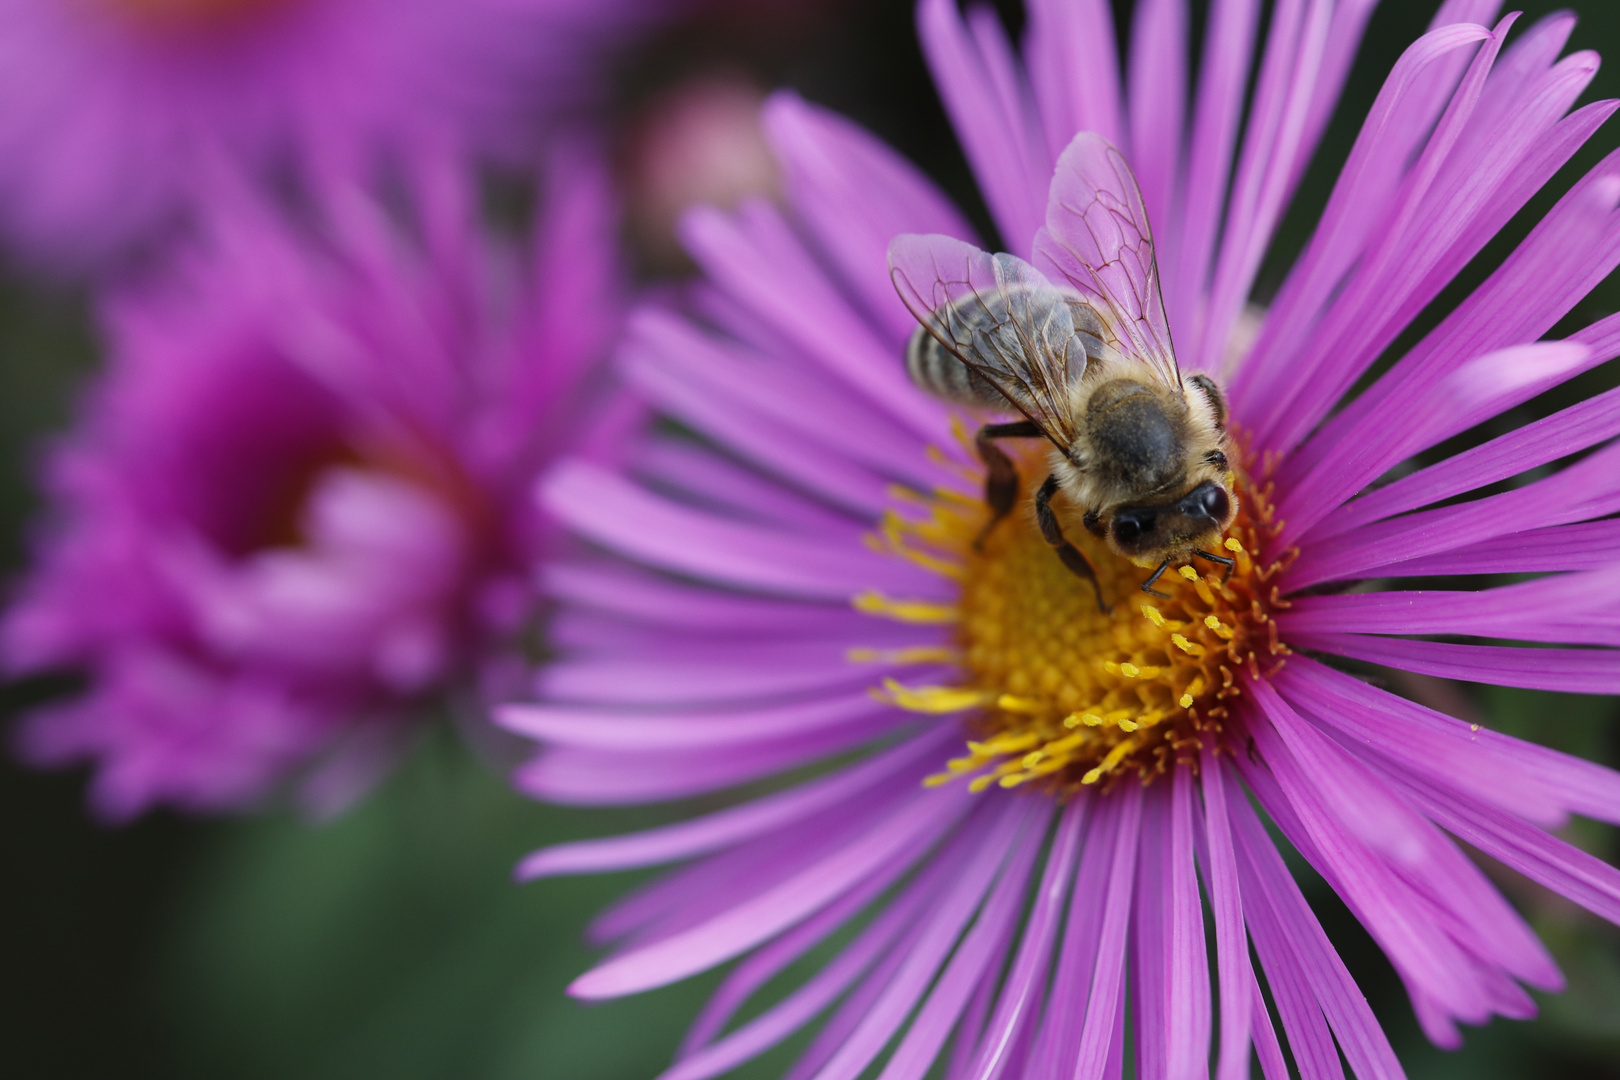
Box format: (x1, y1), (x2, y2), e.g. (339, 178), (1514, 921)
(0, 0), (652, 269)
(5, 142), (623, 820)
(505, 0), (1620, 1076)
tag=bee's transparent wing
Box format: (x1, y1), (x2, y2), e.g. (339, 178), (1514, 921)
(888, 233), (1102, 444)
(1033, 132), (1181, 388)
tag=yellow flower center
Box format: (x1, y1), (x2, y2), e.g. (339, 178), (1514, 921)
(858, 434), (1290, 795)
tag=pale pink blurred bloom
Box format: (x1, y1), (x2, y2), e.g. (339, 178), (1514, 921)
(627, 74), (781, 272)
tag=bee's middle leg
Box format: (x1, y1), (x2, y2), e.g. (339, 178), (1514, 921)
(973, 420), (1043, 548)
(1035, 474), (1107, 613)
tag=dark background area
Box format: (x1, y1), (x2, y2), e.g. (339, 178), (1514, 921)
(5, 1), (1620, 1076)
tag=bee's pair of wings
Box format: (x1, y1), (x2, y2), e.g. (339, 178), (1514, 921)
(888, 133), (1180, 447)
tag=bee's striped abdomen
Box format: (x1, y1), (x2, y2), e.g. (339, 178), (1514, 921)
(905, 325), (1005, 408)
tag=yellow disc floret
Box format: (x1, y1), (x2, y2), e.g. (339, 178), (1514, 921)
(859, 439), (1291, 795)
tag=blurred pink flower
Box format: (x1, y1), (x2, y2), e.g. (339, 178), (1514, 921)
(0, 0), (652, 268)
(4, 143), (624, 820)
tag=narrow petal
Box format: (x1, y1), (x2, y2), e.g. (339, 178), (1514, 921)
(764, 92), (976, 340)
(916, 0), (1046, 251)
(946, 955), (1003, 1080)
(537, 646), (883, 706)
(1131, 786), (1172, 1080)
(1234, 820), (1345, 1080)
(1319, 729), (1564, 993)
(516, 718), (911, 805)
(568, 785), (972, 998)
(1375, 519), (1620, 578)
(681, 200), (949, 440)
(623, 343), (897, 516)
(808, 798), (1036, 1080)
(966, 798), (1085, 1080)
(664, 837), (960, 1080)
(1243, 738), (1550, 1030)
(632, 439), (874, 536)
(1290, 0), (1381, 194)
(1025, 789), (1133, 1077)
(542, 560), (852, 631)
(542, 461), (923, 600)
(1250, 679), (1429, 867)
(1277, 338), (1595, 544)
(1275, 656), (1620, 828)
(625, 305), (938, 486)
(1402, 779), (1620, 926)
(1022, 0), (1124, 170)
(877, 809), (1046, 1080)
(1133, 768), (1212, 1080)
(1279, 145), (1620, 535)
(1249, 977), (1291, 1080)
(585, 793), (902, 945)
(1278, 567), (1620, 647)
(1230, 21), (1493, 420)
(1126, 0), (1187, 239)
(1230, 785), (1405, 1080)
(500, 692), (899, 751)
(657, 912), (901, 1080)
(1252, 14), (1517, 456)
(1243, 688), (1491, 1023)
(1286, 632), (1620, 694)
(514, 731), (953, 880)
(1200, 741), (1254, 1080)
(1024, 792), (1104, 1075)
(1316, 380), (1620, 538)
(1164, 0), (1259, 338)
(1195, 0), (1332, 376)
(1285, 439), (1620, 588)
(783, 917), (926, 1080)
(1074, 783), (1144, 1079)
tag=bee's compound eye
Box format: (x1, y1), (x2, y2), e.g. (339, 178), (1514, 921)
(1198, 485), (1230, 522)
(1112, 509), (1154, 545)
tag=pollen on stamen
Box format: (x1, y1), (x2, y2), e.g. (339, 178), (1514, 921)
(856, 442), (1288, 795)
(1171, 634), (1205, 657)
(877, 678), (991, 714)
(853, 590), (960, 625)
(846, 645), (960, 665)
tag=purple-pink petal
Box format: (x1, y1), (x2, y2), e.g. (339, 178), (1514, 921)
(763, 92), (977, 342)
(1288, 632), (1620, 695)
(965, 798), (1084, 1080)
(803, 799), (1032, 1080)
(1199, 741), (1254, 1080)
(876, 810), (1044, 1080)
(569, 785), (973, 999)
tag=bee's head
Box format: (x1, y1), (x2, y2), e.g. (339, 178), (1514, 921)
(1108, 480), (1235, 562)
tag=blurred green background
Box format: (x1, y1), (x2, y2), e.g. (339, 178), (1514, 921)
(5, 1), (1620, 1077)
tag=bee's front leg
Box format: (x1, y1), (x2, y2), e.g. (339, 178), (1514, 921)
(1140, 559), (1172, 599)
(1035, 474), (1107, 614)
(973, 420), (1043, 548)
(1193, 548), (1236, 583)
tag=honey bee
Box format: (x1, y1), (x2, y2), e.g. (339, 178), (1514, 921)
(888, 133), (1236, 609)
